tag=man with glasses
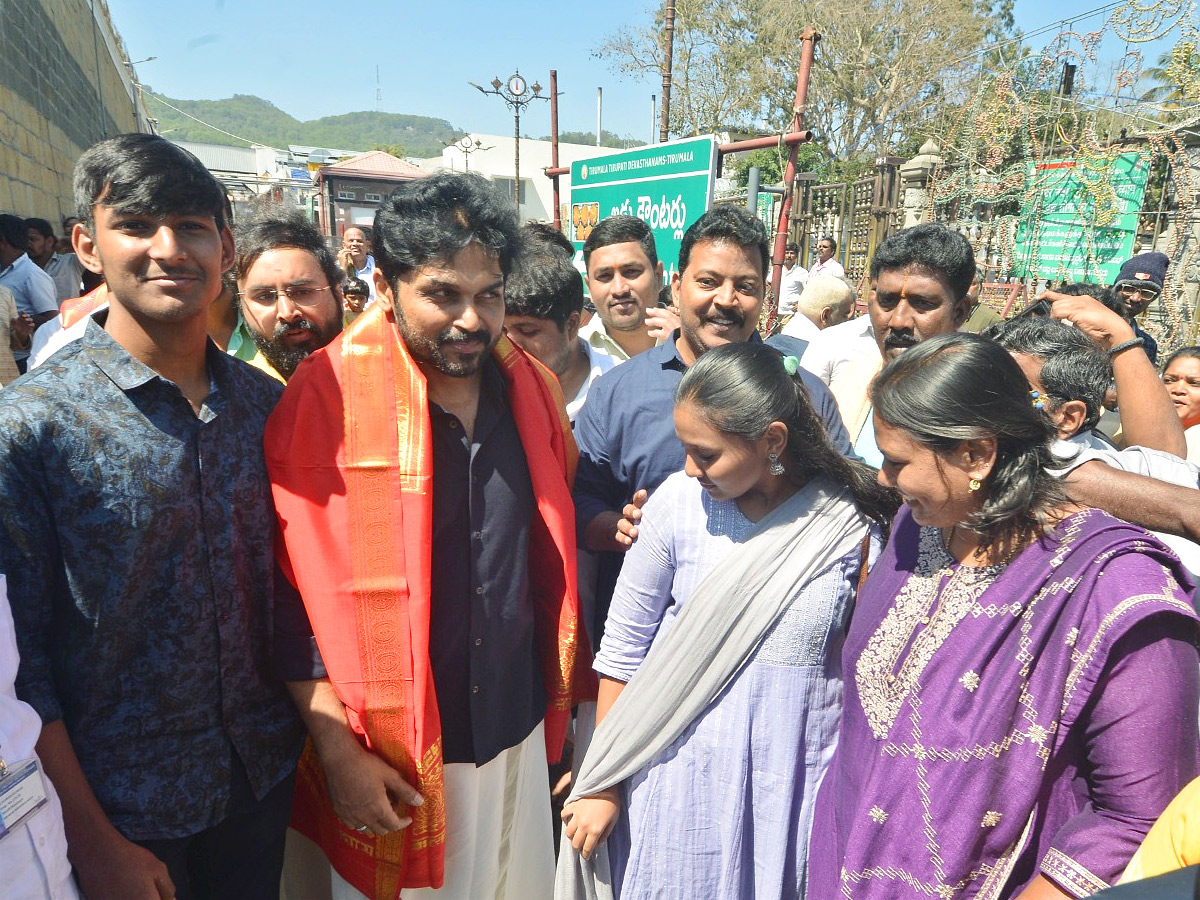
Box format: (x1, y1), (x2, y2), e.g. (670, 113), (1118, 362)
(1112, 251), (1169, 365)
(234, 210), (345, 381)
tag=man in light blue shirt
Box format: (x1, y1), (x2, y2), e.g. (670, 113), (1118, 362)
(0, 215), (57, 372)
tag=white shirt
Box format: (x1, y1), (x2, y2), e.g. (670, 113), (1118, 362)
(809, 257), (846, 280)
(566, 340), (619, 422)
(0, 575), (80, 900)
(1050, 437), (1200, 576)
(799, 314), (876, 386)
(30, 308), (102, 371)
(578, 316), (632, 363)
(777, 264), (808, 317)
(781, 312), (821, 344)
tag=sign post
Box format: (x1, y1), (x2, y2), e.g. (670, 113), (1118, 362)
(1011, 151), (1150, 284)
(569, 135), (717, 284)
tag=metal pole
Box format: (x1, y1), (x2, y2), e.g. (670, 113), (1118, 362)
(513, 109), (521, 213)
(770, 28), (820, 306)
(550, 70), (561, 230)
(746, 167), (761, 214)
(651, 95), (657, 144)
(596, 88), (603, 146)
(659, 0), (675, 143)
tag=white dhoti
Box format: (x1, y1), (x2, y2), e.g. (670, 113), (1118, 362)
(330, 720), (554, 900)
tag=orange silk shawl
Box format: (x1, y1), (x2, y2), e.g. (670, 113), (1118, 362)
(264, 303), (594, 898)
(59, 284), (109, 327)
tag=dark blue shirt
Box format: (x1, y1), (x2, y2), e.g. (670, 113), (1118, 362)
(572, 333), (854, 646)
(0, 320), (304, 841)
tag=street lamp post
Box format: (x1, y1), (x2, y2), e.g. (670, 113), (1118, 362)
(469, 72), (547, 213)
(448, 135), (492, 173)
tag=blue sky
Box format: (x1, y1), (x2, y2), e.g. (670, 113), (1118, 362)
(104, 0), (1168, 148)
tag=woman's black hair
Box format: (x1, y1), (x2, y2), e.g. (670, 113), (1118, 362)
(1163, 345), (1200, 372)
(675, 342), (898, 531)
(870, 332), (1068, 547)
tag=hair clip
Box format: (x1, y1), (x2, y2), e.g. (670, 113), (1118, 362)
(782, 355), (800, 376)
(1030, 390), (1045, 410)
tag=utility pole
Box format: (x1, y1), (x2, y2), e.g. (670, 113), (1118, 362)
(659, 0), (675, 143)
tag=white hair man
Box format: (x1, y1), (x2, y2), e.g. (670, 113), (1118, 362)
(781, 274), (855, 344)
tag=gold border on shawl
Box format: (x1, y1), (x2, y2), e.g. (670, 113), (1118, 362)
(341, 307), (446, 896)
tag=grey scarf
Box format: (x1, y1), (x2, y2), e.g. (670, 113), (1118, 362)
(554, 476), (871, 900)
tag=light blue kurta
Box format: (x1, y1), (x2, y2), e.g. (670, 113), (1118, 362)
(593, 472), (877, 900)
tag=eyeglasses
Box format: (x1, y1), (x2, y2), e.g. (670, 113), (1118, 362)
(1117, 284), (1159, 301)
(246, 285), (332, 307)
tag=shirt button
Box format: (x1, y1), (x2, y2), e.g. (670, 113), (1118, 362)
(472, 685), (481, 694)
(475, 637), (483, 646)
(475, 586), (484, 595)
(448, 420), (459, 429)
(473, 531), (483, 541)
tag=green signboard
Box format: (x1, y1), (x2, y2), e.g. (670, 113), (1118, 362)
(1012, 152), (1150, 284)
(569, 136), (717, 284)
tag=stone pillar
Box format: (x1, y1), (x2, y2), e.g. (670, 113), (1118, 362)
(898, 139), (943, 230)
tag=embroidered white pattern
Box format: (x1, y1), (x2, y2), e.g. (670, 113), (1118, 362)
(960, 671), (980, 692)
(856, 527), (1002, 739)
(869, 806), (889, 824)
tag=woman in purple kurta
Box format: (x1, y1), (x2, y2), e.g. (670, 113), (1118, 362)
(809, 333), (1200, 900)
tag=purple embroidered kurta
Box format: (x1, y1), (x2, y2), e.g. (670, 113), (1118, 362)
(809, 506), (1200, 899)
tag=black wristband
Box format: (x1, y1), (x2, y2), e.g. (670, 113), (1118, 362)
(1108, 336), (1145, 358)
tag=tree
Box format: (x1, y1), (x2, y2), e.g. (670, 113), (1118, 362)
(729, 143), (824, 186)
(1140, 41), (1200, 112)
(539, 130), (644, 148)
(595, 0), (763, 138)
(369, 143), (408, 158)
(597, 0), (1012, 161)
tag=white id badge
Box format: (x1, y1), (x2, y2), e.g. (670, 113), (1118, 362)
(0, 758), (49, 842)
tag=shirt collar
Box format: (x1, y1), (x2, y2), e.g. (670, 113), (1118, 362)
(656, 330), (764, 371)
(82, 316), (229, 410)
(0, 253), (28, 278)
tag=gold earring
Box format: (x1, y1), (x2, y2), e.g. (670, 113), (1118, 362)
(968, 477), (982, 492)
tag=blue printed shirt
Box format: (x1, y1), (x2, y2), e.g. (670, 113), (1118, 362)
(0, 319), (304, 840)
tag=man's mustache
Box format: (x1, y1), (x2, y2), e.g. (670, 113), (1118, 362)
(883, 331), (917, 349)
(273, 319), (315, 339)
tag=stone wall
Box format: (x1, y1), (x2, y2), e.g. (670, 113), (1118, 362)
(0, 0), (147, 226)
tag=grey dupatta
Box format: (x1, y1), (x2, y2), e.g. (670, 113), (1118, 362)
(554, 476), (872, 900)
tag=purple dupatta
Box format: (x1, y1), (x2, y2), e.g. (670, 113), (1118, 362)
(809, 506), (1198, 900)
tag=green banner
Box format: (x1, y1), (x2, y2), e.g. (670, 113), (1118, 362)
(569, 136), (717, 285)
(1012, 152), (1150, 284)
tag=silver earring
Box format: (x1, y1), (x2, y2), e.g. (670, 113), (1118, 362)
(769, 453), (785, 476)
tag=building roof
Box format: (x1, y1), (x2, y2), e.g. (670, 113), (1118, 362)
(173, 140), (259, 175)
(321, 150), (429, 182)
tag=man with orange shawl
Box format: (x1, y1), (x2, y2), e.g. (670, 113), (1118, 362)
(265, 172), (591, 900)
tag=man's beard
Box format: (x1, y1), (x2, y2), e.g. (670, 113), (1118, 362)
(250, 320), (320, 379)
(393, 304), (497, 377)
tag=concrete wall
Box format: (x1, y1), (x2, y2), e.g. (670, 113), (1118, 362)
(0, 0), (147, 227)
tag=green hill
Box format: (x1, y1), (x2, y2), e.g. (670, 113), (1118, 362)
(142, 91), (460, 158)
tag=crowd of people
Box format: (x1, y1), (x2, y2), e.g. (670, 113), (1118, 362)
(3, 131), (1200, 900)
